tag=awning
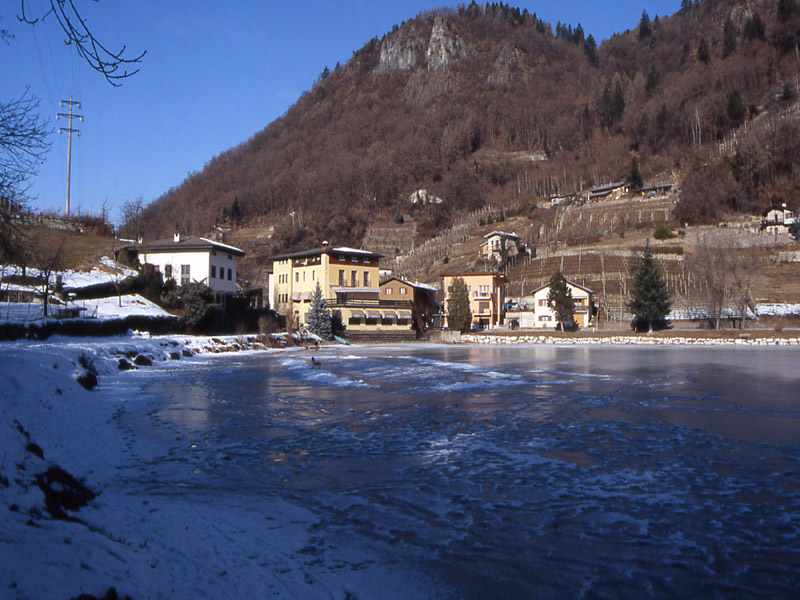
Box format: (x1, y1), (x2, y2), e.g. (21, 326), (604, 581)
(398, 310), (412, 318)
(291, 292), (302, 301)
(349, 309), (365, 317)
(382, 310), (397, 319)
(367, 310), (382, 318)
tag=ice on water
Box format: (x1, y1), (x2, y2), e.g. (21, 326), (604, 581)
(115, 344), (800, 598)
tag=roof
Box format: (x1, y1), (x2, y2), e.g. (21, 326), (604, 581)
(483, 231), (520, 240)
(441, 272), (510, 284)
(380, 277), (438, 292)
(529, 279), (594, 296)
(590, 181), (627, 194)
(270, 246), (383, 262)
(140, 236), (245, 257)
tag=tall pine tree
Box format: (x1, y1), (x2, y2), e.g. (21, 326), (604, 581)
(447, 277), (473, 333)
(628, 241), (672, 332)
(547, 271), (575, 330)
(307, 281), (333, 340)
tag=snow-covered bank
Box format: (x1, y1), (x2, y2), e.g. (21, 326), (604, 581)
(0, 334), (419, 599)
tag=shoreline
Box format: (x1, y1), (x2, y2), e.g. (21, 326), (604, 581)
(461, 330), (800, 346)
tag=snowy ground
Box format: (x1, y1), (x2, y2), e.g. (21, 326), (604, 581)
(0, 336), (435, 599)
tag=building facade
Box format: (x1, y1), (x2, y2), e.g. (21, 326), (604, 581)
(139, 234), (244, 294)
(270, 245), (413, 332)
(441, 272), (508, 329)
(379, 277), (438, 333)
(511, 279), (594, 329)
(480, 231), (522, 262)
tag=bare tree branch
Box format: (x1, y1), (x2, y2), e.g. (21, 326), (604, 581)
(18, 0), (146, 86)
(0, 87), (51, 202)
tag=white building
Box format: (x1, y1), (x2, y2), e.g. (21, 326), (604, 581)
(480, 231), (522, 262)
(508, 279), (594, 329)
(139, 234), (245, 294)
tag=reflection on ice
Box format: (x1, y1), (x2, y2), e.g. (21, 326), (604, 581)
(124, 344), (800, 599)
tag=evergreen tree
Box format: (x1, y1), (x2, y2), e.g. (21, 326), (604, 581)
(723, 18), (737, 57)
(639, 10), (652, 40)
(584, 34), (598, 65)
(181, 282), (214, 330)
(744, 12), (766, 41)
(727, 90), (746, 127)
(630, 156), (644, 189)
(697, 37), (711, 63)
(307, 281), (333, 339)
(789, 221), (800, 242)
(447, 276), (473, 333)
(778, 0), (797, 23)
(628, 241), (672, 332)
(547, 271), (575, 330)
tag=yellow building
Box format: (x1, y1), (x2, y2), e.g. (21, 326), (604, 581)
(442, 272), (508, 329)
(270, 244), (412, 332)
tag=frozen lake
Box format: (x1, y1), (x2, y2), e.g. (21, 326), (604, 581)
(115, 344), (800, 598)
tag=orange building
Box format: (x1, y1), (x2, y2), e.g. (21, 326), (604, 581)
(441, 272), (508, 329)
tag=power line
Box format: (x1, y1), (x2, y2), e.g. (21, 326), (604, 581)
(57, 95), (83, 215)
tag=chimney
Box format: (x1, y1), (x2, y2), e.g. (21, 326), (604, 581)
(174, 233), (181, 243)
(321, 240), (330, 250)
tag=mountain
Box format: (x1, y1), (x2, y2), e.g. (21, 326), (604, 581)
(138, 0), (800, 260)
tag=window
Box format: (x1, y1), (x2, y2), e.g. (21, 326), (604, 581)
(339, 270), (345, 285)
(351, 271), (358, 287)
(539, 299), (548, 307)
(295, 272), (299, 282)
(212, 250), (217, 256)
(164, 265), (172, 280)
(385, 287), (392, 295)
(227, 254), (232, 260)
(181, 265), (190, 286)
(363, 258), (370, 264)
(227, 268), (232, 281)
(539, 315), (551, 321)
(351, 256), (358, 263)
(210, 265), (216, 278)
(302, 271), (306, 282)
(479, 285), (489, 295)
(363, 271), (370, 287)
(478, 301), (490, 313)
(312, 271), (315, 281)
(400, 287), (406, 295)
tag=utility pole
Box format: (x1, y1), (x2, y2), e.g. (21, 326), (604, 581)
(57, 95), (83, 216)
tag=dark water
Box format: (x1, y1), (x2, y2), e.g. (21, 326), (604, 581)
(128, 344), (800, 598)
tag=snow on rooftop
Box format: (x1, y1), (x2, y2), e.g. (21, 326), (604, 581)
(197, 237), (245, 254)
(332, 246), (374, 255)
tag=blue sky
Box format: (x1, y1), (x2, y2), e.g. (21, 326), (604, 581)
(2, 1), (679, 226)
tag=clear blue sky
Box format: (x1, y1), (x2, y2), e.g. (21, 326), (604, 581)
(2, 1), (679, 226)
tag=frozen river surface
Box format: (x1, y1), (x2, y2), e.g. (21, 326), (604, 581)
(121, 344), (800, 598)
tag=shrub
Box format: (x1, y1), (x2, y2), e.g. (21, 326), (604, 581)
(653, 221), (675, 240)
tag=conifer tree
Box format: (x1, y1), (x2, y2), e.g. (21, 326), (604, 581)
(447, 276), (473, 333)
(723, 17), (737, 57)
(547, 271), (575, 330)
(307, 281), (333, 339)
(628, 241), (672, 332)
(630, 156), (644, 189)
(639, 10), (652, 40)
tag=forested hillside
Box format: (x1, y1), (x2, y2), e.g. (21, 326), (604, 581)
(138, 0), (800, 255)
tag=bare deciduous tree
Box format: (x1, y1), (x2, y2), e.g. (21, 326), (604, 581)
(688, 232), (762, 329)
(0, 89), (51, 203)
(19, 0), (145, 86)
(26, 236), (64, 317)
(119, 196), (145, 241)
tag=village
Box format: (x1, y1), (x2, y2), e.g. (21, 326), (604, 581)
(2, 178), (800, 344)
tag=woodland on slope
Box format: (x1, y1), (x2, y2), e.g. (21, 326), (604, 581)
(137, 0), (800, 256)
